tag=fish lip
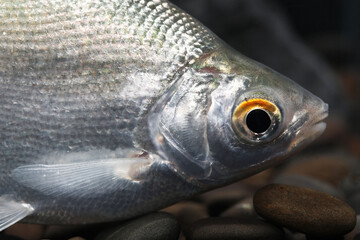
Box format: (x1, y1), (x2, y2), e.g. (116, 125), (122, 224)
(282, 102), (329, 150)
(312, 103), (329, 125)
(278, 101), (328, 138)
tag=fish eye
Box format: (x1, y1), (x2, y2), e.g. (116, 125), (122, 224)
(232, 98), (282, 143)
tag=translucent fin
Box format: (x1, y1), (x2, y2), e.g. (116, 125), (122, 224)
(12, 158), (152, 198)
(0, 196), (34, 231)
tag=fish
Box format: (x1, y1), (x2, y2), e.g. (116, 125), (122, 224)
(0, 0), (328, 229)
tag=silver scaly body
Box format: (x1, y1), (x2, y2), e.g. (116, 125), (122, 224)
(0, 0), (328, 228)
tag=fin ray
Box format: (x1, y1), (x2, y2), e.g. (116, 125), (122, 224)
(0, 196), (34, 231)
(12, 158), (152, 198)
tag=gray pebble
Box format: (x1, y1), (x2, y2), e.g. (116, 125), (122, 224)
(284, 228), (307, 240)
(348, 194), (360, 214)
(220, 197), (257, 219)
(188, 217), (284, 240)
(162, 201), (208, 236)
(96, 212), (180, 240)
(196, 181), (250, 216)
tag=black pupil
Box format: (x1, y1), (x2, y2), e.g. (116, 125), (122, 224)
(246, 109), (271, 134)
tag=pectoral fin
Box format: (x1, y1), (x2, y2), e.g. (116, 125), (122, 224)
(0, 196), (34, 231)
(12, 158), (152, 198)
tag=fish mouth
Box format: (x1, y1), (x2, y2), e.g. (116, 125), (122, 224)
(310, 104), (329, 135)
(286, 103), (329, 151)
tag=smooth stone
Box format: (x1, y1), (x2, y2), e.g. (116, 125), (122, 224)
(273, 173), (345, 200)
(96, 212), (180, 240)
(162, 201), (208, 236)
(340, 170), (360, 198)
(0, 234), (24, 240)
(196, 181), (250, 216)
(240, 168), (276, 189)
(43, 225), (92, 239)
(348, 194), (360, 214)
(344, 216), (360, 240)
(220, 197), (257, 219)
(4, 223), (44, 240)
(188, 217), (284, 240)
(253, 184), (357, 238)
(283, 154), (350, 186)
(347, 135), (360, 159)
(284, 228), (307, 240)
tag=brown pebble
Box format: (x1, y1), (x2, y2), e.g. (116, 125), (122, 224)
(253, 184), (357, 237)
(4, 223), (44, 240)
(344, 215), (360, 240)
(284, 154), (350, 186)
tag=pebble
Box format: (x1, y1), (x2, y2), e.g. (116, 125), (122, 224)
(188, 217), (284, 240)
(340, 169), (360, 198)
(0, 234), (24, 240)
(348, 194), (360, 214)
(43, 225), (97, 239)
(283, 228), (307, 240)
(95, 212), (180, 240)
(344, 215), (360, 240)
(283, 155), (350, 186)
(240, 168), (276, 189)
(195, 181), (250, 216)
(273, 173), (345, 200)
(253, 184), (357, 238)
(4, 223), (44, 240)
(162, 201), (208, 236)
(220, 197), (257, 218)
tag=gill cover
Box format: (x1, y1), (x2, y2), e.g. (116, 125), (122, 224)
(149, 69), (214, 179)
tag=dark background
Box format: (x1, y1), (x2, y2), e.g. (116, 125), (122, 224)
(170, 0), (360, 134)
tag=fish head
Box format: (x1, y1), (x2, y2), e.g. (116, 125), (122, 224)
(149, 46), (328, 185)
(204, 47), (328, 183)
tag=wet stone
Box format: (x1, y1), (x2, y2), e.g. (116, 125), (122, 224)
(0, 234), (24, 240)
(220, 197), (257, 219)
(348, 222), (360, 240)
(196, 181), (250, 216)
(187, 217), (284, 240)
(253, 184), (357, 238)
(162, 201), (208, 236)
(340, 169), (360, 198)
(273, 173), (345, 200)
(4, 223), (44, 240)
(284, 228), (307, 240)
(283, 154), (350, 186)
(348, 194), (360, 214)
(95, 212), (180, 240)
(43, 225), (92, 239)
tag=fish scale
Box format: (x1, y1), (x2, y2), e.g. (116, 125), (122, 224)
(0, 0), (217, 161)
(0, 0), (327, 228)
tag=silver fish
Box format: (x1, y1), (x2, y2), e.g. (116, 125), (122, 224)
(0, 0), (328, 229)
